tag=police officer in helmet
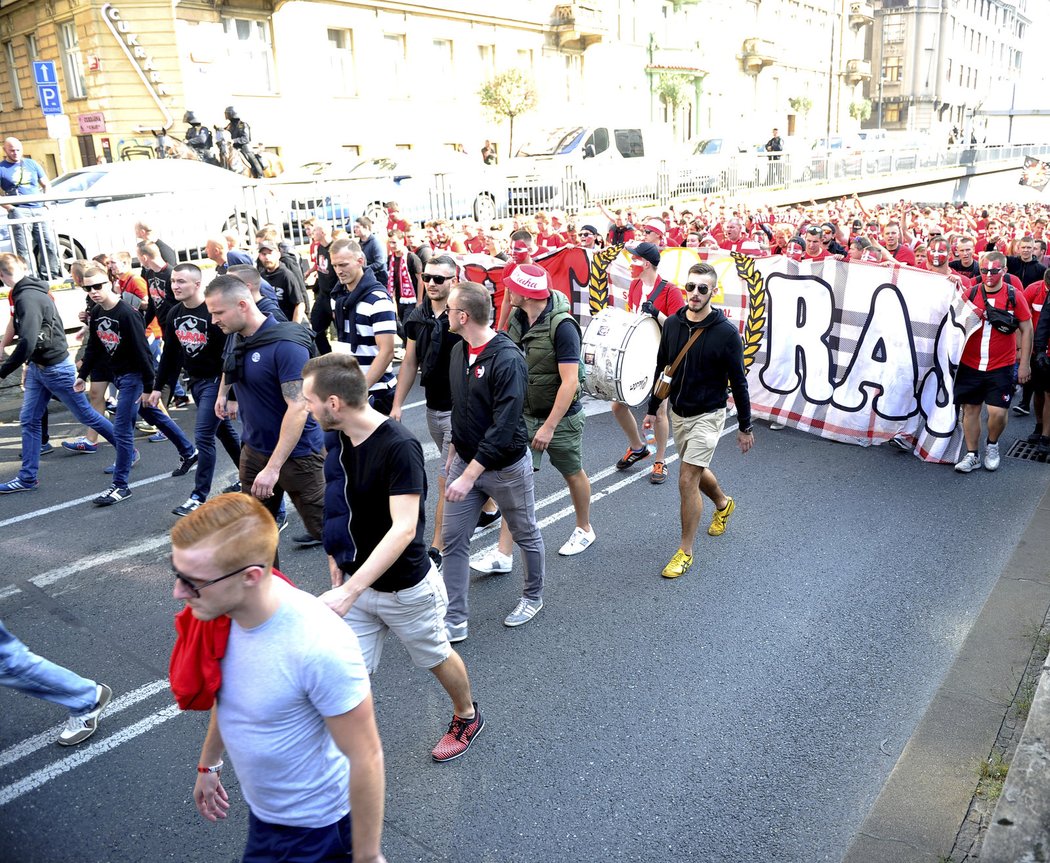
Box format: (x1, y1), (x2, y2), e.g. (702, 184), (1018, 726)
(183, 110), (219, 166)
(223, 106), (265, 179)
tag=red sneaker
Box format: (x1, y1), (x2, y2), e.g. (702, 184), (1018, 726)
(432, 702), (485, 762)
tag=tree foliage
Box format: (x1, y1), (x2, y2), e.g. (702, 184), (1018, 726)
(788, 96), (813, 115)
(849, 99), (873, 121)
(478, 68), (538, 156)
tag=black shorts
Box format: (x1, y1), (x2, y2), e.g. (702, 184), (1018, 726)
(954, 363), (1014, 408)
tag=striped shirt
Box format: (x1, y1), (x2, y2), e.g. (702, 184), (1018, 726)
(339, 287), (397, 391)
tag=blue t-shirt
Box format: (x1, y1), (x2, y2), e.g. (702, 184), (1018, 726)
(236, 316), (323, 457)
(0, 158), (47, 206)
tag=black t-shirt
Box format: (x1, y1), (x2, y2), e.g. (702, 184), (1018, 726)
(338, 421), (429, 592)
(145, 266), (175, 328)
(950, 259), (981, 279)
(404, 306), (460, 411)
(261, 263), (307, 320)
(315, 243), (338, 296)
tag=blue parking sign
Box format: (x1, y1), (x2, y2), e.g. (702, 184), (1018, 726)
(37, 84), (63, 116)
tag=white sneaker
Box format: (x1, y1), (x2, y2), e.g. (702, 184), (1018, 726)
(58, 683), (112, 746)
(955, 451), (981, 473)
(984, 442), (1001, 471)
(558, 527), (596, 556)
(469, 549), (512, 573)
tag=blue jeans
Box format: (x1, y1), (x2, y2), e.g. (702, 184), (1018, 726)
(112, 373), (194, 487)
(148, 337), (186, 398)
(9, 206), (61, 279)
(188, 377), (241, 500)
(19, 359), (115, 485)
(0, 619), (97, 714)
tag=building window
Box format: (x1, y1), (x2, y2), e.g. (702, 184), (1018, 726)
(882, 55), (902, 82)
(384, 34), (407, 97)
(478, 44), (495, 78)
(432, 39), (453, 83)
(222, 17), (276, 93)
(882, 14), (904, 43)
(326, 29), (355, 96)
(884, 103), (901, 124)
(4, 42), (21, 109)
(59, 21), (87, 100)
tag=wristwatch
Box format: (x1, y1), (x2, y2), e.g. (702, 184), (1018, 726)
(741, 426), (754, 434)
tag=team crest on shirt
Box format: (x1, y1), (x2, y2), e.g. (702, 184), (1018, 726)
(96, 317), (120, 354)
(174, 315), (207, 356)
(251, 351), (261, 363)
(474, 365), (485, 379)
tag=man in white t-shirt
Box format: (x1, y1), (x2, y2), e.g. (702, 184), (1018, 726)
(173, 493), (386, 863)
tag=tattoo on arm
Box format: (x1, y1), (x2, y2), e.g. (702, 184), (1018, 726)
(281, 379), (306, 405)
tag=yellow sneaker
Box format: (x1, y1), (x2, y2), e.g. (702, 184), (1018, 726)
(661, 549), (693, 579)
(708, 497), (736, 536)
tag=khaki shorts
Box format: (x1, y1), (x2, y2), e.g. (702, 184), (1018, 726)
(343, 565), (451, 673)
(525, 410), (585, 476)
(426, 408), (452, 478)
(671, 407), (726, 468)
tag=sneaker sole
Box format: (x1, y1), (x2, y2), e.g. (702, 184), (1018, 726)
(432, 716), (485, 763)
(470, 563), (512, 574)
(0, 485), (38, 494)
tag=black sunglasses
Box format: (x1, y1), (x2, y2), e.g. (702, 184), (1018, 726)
(684, 282), (711, 295)
(422, 273), (451, 284)
(82, 282), (109, 291)
(979, 267), (1003, 275)
(172, 558), (264, 598)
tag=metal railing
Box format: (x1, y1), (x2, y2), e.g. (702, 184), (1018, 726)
(5, 141), (1050, 280)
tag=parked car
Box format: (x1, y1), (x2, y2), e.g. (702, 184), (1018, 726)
(39, 159), (275, 268)
(674, 133), (772, 194)
(274, 151), (508, 239)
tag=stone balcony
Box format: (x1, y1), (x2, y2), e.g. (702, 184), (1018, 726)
(844, 59), (872, 85)
(849, 2), (875, 29)
(551, 3), (607, 50)
(741, 38), (776, 74)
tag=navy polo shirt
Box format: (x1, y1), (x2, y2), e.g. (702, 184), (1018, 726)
(236, 316), (323, 457)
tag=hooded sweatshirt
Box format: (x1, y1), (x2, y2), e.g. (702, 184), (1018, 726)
(449, 332), (528, 470)
(647, 306), (752, 429)
(0, 276), (67, 379)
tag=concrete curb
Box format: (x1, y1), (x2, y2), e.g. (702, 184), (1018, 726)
(841, 484), (1050, 862)
(981, 643), (1050, 859)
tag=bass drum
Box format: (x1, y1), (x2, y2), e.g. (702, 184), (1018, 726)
(582, 306), (661, 406)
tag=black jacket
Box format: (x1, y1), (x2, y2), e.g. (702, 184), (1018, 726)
(449, 332), (528, 470)
(647, 307), (752, 430)
(1006, 256), (1046, 286)
(0, 276), (67, 378)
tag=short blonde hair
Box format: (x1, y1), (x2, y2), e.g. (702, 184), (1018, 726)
(170, 493), (278, 573)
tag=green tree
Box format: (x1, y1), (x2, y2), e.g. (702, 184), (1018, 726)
(788, 96), (813, 116)
(479, 68), (538, 157)
(849, 99), (873, 122)
(656, 72), (692, 137)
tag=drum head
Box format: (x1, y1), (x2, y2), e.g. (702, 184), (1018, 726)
(582, 308), (661, 406)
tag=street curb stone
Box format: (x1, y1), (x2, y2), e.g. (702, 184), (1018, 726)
(841, 481), (1050, 863)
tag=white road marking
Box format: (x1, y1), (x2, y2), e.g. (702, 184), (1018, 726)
(31, 537), (172, 588)
(0, 679), (171, 770)
(0, 703), (184, 807)
(0, 471), (176, 528)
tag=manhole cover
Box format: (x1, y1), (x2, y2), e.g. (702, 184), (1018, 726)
(1006, 439), (1050, 463)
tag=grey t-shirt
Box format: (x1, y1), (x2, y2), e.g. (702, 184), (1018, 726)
(217, 578), (370, 827)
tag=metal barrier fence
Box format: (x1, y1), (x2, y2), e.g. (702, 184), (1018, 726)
(5, 141), (1050, 280)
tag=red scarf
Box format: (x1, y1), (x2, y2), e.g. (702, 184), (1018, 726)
(392, 254), (415, 303)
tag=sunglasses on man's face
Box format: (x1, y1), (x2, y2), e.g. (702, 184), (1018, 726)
(684, 281), (711, 295)
(579, 232), (594, 238)
(980, 267), (1003, 275)
(422, 273), (451, 284)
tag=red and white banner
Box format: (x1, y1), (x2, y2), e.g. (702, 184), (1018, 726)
(457, 246), (983, 463)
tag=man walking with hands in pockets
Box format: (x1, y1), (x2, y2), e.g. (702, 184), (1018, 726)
(644, 262), (754, 579)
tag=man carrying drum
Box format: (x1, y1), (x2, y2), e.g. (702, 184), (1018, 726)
(611, 241), (684, 484)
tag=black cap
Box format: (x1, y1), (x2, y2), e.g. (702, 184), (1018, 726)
(628, 241), (661, 268)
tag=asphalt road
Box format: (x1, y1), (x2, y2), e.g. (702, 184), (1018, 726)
(0, 395), (1046, 863)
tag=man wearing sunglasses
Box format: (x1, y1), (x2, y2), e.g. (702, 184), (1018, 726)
(643, 262), (753, 579)
(578, 224), (600, 250)
(173, 494), (386, 863)
(0, 255), (118, 494)
(954, 252), (1033, 473)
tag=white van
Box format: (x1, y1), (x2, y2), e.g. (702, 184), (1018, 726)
(506, 122), (673, 212)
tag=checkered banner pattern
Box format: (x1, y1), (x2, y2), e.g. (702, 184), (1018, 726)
(659, 252), (983, 464)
